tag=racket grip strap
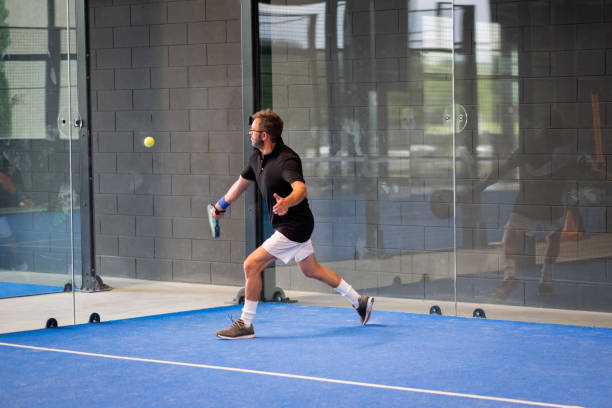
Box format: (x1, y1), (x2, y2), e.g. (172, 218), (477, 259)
(211, 203), (226, 215)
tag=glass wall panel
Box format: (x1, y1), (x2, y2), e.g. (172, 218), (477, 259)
(455, 0), (612, 313)
(0, 0), (80, 333)
(256, 0), (612, 318)
(257, 1), (456, 303)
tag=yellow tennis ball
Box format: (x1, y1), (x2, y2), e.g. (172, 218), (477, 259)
(144, 136), (155, 148)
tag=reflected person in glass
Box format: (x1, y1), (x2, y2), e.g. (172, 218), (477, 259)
(211, 109), (374, 339)
(467, 140), (608, 302)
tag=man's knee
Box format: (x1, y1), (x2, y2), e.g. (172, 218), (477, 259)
(243, 259), (261, 279)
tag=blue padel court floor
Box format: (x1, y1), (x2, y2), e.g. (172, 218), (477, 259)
(0, 281), (63, 298)
(1, 303), (611, 407)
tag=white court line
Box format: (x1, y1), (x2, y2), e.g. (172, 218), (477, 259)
(0, 342), (582, 408)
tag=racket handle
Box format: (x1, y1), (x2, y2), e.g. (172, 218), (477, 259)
(207, 204), (221, 239)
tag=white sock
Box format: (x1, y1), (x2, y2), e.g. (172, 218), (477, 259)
(240, 300), (258, 327)
(334, 279), (359, 308)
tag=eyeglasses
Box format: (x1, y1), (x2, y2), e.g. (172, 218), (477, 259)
(248, 129), (266, 133)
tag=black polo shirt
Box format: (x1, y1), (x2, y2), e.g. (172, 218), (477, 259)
(241, 139), (314, 242)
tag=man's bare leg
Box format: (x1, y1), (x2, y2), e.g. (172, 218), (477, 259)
(296, 253), (341, 288)
(241, 246), (276, 326)
(494, 227), (522, 303)
(297, 253), (374, 324)
(243, 246), (277, 301)
(502, 228), (522, 280)
(215, 246), (275, 339)
(539, 232), (561, 296)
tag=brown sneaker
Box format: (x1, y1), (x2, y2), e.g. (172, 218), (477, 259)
(355, 295), (374, 325)
(216, 318), (255, 340)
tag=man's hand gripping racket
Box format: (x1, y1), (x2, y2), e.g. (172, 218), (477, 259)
(207, 204), (224, 239)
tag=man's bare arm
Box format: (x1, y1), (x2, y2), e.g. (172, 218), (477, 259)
(272, 180), (307, 216)
(212, 176), (252, 218)
(225, 176), (253, 203)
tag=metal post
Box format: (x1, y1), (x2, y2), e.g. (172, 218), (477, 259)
(76, 0), (109, 292)
(239, 0), (288, 303)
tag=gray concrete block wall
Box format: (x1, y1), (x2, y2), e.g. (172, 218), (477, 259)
(89, 0), (244, 285)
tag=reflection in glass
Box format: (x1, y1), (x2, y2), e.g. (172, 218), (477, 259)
(0, 0), (79, 306)
(455, 0), (612, 312)
(258, 1), (455, 301)
(256, 0), (612, 315)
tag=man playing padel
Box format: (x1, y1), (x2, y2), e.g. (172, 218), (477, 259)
(212, 109), (374, 339)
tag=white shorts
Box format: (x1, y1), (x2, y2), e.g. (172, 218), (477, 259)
(261, 231), (314, 264)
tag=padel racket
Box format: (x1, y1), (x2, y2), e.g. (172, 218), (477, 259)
(207, 204), (220, 238)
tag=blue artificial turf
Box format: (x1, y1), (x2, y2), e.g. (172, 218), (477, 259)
(1, 303), (610, 407)
(0, 281), (63, 298)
